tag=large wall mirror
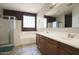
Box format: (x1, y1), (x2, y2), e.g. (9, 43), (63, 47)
(45, 3), (79, 28)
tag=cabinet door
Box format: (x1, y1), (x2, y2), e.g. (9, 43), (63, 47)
(45, 38), (58, 55)
(39, 36), (45, 54)
(36, 34), (39, 45)
(59, 43), (79, 55)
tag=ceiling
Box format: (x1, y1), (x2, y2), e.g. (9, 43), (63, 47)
(0, 3), (77, 17)
(46, 3), (75, 17)
(0, 3), (45, 13)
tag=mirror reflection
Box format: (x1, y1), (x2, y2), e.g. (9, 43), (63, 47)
(45, 3), (79, 28)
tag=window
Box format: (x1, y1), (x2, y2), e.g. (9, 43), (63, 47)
(23, 15), (35, 28)
(22, 15), (36, 31)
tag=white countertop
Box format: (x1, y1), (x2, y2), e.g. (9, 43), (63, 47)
(37, 32), (79, 49)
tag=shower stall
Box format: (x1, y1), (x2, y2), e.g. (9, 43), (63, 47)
(0, 16), (15, 52)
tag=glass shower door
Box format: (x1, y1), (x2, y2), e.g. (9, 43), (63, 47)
(0, 16), (15, 52)
(0, 19), (10, 45)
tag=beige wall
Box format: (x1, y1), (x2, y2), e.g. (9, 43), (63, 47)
(21, 31), (36, 45)
(72, 4), (79, 27)
(14, 20), (21, 46)
(37, 14), (45, 31)
(47, 28), (79, 34)
(14, 13), (46, 46)
(0, 8), (3, 16)
(14, 20), (36, 46)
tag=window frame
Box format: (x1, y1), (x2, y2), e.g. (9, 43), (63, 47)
(22, 14), (37, 31)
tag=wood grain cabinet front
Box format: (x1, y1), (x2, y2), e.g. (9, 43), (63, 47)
(36, 34), (46, 54)
(44, 38), (58, 55)
(36, 34), (58, 55)
(58, 42), (79, 55)
(36, 34), (39, 46)
(39, 36), (45, 54)
(36, 34), (79, 55)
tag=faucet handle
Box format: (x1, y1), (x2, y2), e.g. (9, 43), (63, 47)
(68, 34), (74, 38)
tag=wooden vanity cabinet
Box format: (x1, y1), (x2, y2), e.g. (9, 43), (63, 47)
(36, 34), (58, 55)
(36, 34), (40, 46)
(44, 38), (58, 55)
(58, 42), (79, 55)
(36, 34), (46, 54)
(39, 35), (46, 54)
(36, 34), (79, 55)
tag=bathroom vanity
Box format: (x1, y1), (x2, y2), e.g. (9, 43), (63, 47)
(36, 32), (79, 55)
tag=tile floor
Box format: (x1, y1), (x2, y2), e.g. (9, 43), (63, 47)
(0, 44), (41, 55)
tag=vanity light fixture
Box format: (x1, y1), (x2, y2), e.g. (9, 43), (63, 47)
(49, 3), (59, 9)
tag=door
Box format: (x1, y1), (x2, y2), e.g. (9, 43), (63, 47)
(65, 13), (72, 27)
(0, 19), (10, 45)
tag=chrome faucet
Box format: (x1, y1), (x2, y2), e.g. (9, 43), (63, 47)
(68, 34), (74, 38)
